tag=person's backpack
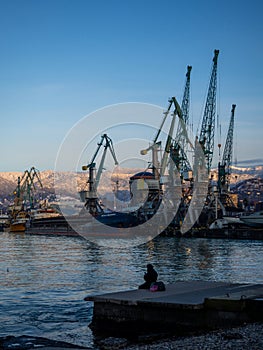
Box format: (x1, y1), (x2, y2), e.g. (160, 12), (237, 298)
(150, 281), (166, 292)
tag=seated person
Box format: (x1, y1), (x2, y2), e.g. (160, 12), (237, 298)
(138, 263), (158, 289)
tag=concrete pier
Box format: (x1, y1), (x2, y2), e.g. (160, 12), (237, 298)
(85, 281), (263, 336)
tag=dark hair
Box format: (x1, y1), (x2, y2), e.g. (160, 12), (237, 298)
(147, 264), (153, 269)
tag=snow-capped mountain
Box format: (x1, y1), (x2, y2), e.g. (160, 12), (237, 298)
(0, 165), (262, 204)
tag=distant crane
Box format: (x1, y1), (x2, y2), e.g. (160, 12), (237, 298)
(82, 133), (118, 215)
(198, 49), (219, 173)
(218, 104), (236, 194)
(9, 166), (43, 227)
(13, 167), (43, 210)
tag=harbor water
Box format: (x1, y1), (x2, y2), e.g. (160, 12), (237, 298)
(0, 232), (262, 348)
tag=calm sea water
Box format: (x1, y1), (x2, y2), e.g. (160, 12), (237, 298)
(0, 232), (262, 348)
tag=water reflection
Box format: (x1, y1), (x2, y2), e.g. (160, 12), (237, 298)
(130, 236), (263, 285)
(0, 232), (262, 347)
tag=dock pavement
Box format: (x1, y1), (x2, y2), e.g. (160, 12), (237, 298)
(85, 280), (263, 336)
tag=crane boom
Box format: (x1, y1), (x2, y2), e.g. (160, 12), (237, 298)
(199, 49), (219, 173)
(153, 98), (174, 145)
(140, 98), (175, 180)
(222, 104), (236, 175)
(13, 167), (43, 207)
(10, 166), (43, 223)
(82, 134), (118, 215)
(181, 65), (192, 125)
(95, 134), (118, 189)
(160, 107), (176, 177)
(218, 104), (236, 193)
(140, 98), (174, 157)
(171, 66), (192, 174)
(161, 96), (194, 176)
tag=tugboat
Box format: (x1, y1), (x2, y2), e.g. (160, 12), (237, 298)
(9, 216), (27, 232)
(8, 199), (28, 233)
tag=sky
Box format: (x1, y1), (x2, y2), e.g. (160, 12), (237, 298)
(0, 0), (262, 172)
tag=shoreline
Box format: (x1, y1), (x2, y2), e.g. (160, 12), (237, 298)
(95, 322), (263, 349)
(124, 322), (263, 350)
(1, 322), (262, 349)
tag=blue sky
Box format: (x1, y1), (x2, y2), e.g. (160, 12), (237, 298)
(0, 0), (262, 171)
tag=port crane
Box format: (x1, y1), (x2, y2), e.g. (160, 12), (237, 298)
(181, 66), (192, 127)
(141, 95), (192, 179)
(170, 65), (192, 177)
(140, 97), (174, 180)
(218, 104), (236, 206)
(138, 97), (182, 218)
(180, 50), (220, 231)
(198, 50), (219, 173)
(82, 133), (118, 215)
(139, 96), (193, 224)
(138, 98), (175, 212)
(12, 167), (43, 210)
(8, 167), (43, 231)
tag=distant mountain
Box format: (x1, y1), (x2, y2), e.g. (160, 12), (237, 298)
(0, 172), (21, 199)
(231, 165), (263, 177)
(211, 165), (263, 183)
(236, 159), (263, 166)
(0, 165), (262, 206)
(0, 168), (141, 203)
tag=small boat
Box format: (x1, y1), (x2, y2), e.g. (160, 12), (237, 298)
(209, 216), (243, 230)
(240, 211), (263, 228)
(9, 220), (26, 232)
(0, 213), (9, 231)
(9, 211), (29, 233)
